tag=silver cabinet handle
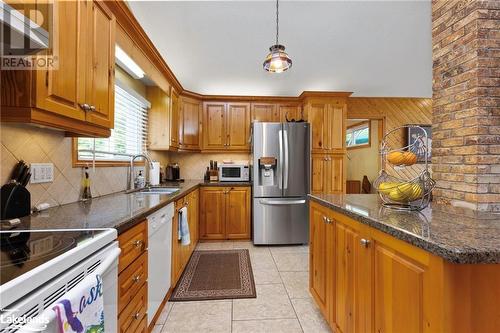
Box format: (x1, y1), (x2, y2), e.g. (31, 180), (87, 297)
(89, 105), (96, 112)
(360, 238), (370, 247)
(259, 199), (306, 205)
(327, 218), (333, 224)
(79, 103), (90, 111)
(322, 216), (327, 223)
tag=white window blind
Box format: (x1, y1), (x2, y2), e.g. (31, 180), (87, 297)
(77, 84), (150, 161)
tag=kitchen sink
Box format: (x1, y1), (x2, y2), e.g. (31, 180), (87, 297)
(136, 187), (180, 195)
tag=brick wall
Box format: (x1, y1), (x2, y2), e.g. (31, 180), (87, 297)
(432, 0), (500, 211)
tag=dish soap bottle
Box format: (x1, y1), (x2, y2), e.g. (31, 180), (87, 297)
(134, 170), (145, 189)
(81, 166), (92, 200)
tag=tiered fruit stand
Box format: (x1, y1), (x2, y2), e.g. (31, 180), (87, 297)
(374, 125), (435, 211)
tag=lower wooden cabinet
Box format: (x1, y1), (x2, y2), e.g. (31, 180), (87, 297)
(118, 221), (148, 332)
(171, 189), (199, 286)
(311, 153), (345, 194)
(199, 186), (251, 240)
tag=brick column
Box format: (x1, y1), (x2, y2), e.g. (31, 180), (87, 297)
(432, 0), (500, 211)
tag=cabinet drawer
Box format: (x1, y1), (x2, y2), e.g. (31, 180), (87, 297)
(118, 251), (148, 314)
(118, 283), (148, 333)
(118, 221), (148, 272)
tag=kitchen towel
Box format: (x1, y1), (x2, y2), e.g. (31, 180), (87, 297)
(19, 274), (105, 333)
(178, 206), (190, 246)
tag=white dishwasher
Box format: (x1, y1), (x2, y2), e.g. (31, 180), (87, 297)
(147, 203), (174, 325)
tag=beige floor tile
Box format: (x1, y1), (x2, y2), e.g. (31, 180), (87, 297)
(272, 252), (309, 272)
(291, 298), (331, 333)
(280, 271), (311, 299)
(233, 284), (296, 320)
(196, 241), (234, 250)
(155, 301), (173, 325)
(250, 252), (278, 270)
(151, 325), (163, 333)
(233, 241), (271, 254)
(252, 268), (282, 285)
(232, 319), (303, 333)
(270, 245), (309, 255)
(162, 301), (232, 333)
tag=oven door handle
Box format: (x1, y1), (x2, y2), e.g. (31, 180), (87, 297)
(94, 247), (121, 276)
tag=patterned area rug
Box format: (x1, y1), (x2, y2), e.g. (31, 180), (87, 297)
(170, 249), (256, 301)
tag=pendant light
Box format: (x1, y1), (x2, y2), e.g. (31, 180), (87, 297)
(263, 0), (292, 73)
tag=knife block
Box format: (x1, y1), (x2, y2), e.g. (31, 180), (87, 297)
(1, 183), (31, 219)
(208, 170), (219, 182)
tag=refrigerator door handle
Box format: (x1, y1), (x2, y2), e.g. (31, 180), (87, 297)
(259, 199), (306, 205)
(278, 129), (284, 189)
(283, 129), (289, 189)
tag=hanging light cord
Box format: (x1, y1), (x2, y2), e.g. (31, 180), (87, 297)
(275, 0), (279, 45)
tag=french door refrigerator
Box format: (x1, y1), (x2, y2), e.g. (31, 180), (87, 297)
(252, 122), (310, 245)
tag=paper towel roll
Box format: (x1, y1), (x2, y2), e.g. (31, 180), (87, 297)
(150, 161), (160, 185)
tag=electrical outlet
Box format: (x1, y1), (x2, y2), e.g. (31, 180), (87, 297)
(31, 163), (54, 184)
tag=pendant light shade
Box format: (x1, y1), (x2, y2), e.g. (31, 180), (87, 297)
(263, 44), (292, 73)
(263, 0), (292, 73)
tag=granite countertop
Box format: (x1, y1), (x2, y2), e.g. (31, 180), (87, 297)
(11, 180), (251, 234)
(309, 194), (500, 264)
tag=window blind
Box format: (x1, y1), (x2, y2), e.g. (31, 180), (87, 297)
(77, 84), (149, 161)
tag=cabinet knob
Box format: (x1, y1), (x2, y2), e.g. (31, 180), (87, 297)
(89, 105), (96, 112)
(133, 240), (143, 248)
(133, 312), (141, 320)
(322, 216), (327, 223)
(79, 103), (90, 111)
(132, 275), (141, 283)
(360, 238), (371, 247)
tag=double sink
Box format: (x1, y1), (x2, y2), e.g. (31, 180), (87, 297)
(130, 187), (180, 195)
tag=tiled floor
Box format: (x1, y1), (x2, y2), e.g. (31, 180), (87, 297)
(152, 241), (331, 333)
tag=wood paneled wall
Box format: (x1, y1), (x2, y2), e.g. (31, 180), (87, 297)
(347, 97), (432, 179)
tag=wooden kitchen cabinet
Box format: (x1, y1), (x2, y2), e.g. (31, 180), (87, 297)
(202, 102), (250, 151)
(251, 103), (279, 122)
(179, 97), (202, 150)
(118, 220), (148, 329)
(1, 0), (116, 137)
(170, 89), (180, 149)
(279, 104), (303, 122)
(199, 186), (251, 240)
(311, 154), (345, 194)
(309, 203), (456, 333)
(147, 86), (171, 150)
(309, 202), (335, 327)
(171, 189), (199, 286)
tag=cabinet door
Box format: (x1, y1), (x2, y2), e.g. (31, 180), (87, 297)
(147, 86), (170, 150)
(325, 155), (344, 194)
(328, 104), (345, 150)
(279, 104), (302, 122)
(35, 0), (87, 121)
(199, 187), (226, 240)
(187, 189), (199, 250)
(179, 98), (201, 150)
(307, 103), (329, 152)
(226, 103), (250, 150)
(251, 103), (279, 122)
(311, 154), (326, 194)
(203, 102), (226, 150)
(309, 202), (334, 323)
(85, 0), (115, 128)
(225, 187), (251, 239)
(373, 238), (431, 333)
(170, 89), (180, 148)
(335, 219), (372, 333)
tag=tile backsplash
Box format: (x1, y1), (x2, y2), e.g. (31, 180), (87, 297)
(1, 124), (151, 208)
(169, 152), (250, 180)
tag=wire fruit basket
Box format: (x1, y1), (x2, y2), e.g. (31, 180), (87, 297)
(374, 125), (435, 211)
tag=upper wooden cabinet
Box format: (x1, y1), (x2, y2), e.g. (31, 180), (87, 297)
(179, 97), (201, 151)
(199, 186), (251, 240)
(170, 89), (180, 149)
(1, 0), (116, 137)
(202, 102), (250, 152)
(304, 96), (348, 153)
(279, 104), (303, 122)
(147, 86), (171, 150)
(251, 103), (279, 122)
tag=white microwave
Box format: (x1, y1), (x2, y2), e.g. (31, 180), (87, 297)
(219, 164), (250, 182)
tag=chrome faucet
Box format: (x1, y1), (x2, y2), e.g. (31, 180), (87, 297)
(128, 153), (154, 191)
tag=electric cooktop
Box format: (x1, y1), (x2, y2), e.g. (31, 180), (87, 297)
(0, 229), (107, 286)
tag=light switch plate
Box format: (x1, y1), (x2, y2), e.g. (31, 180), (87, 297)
(31, 163), (54, 184)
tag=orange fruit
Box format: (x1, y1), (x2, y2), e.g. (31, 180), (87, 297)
(402, 152), (417, 166)
(387, 151), (404, 165)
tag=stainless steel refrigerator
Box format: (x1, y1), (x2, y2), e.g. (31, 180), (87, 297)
(251, 122), (310, 245)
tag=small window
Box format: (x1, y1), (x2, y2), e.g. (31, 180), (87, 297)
(346, 121), (370, 149)
(75, 83), (150, 165)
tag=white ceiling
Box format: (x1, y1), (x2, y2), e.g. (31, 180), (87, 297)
(128, 0), (432, 97)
